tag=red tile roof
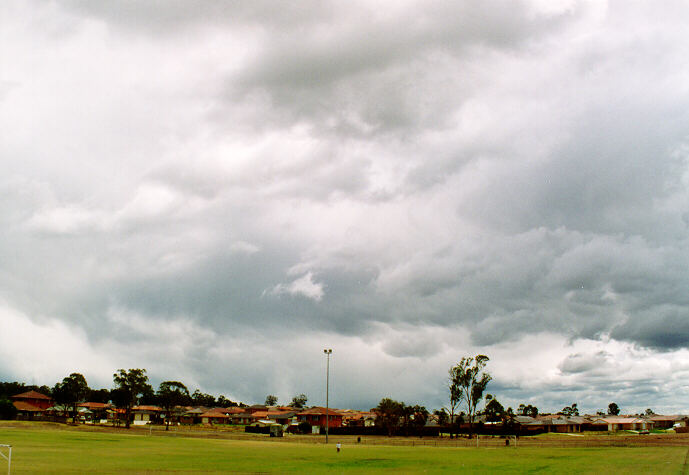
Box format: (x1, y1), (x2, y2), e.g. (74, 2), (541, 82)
(200, 411), (230, 418)
(11, 390), (51, 400)
(298, 407), (342, 416)
(132, 405), (161, 412)
(13, 401), (46, 412)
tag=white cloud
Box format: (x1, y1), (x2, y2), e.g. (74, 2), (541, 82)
(269, 271), (325, 301)
(2, 0), (689, 412)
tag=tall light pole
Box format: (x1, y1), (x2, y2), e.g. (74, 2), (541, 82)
(323, 348), (332, 444)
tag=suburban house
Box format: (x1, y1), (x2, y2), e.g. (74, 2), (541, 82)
(131, 405), (163, 425)
(180, 407), (205, 425)
(78, 402), (111, 423)
(341, 410), (376, 427)
(200, 409), (231, 425)
(647, 415), (689, 429)
(592, 416), (653, 432)
(267, 410), (298, 426)
(230, 412), (255, 425)
(297, 407), (343, 428)
(522, 415), (584, 433)
(11, 390), (52, 420)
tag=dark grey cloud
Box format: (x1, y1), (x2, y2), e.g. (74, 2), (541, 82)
(2, 0), (689, 412)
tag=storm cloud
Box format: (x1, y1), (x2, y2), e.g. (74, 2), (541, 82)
(2, 0), (689, 413)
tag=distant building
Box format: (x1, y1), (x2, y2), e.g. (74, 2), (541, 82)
(297, 407), (343, 429)
(11, 390), (52, 420)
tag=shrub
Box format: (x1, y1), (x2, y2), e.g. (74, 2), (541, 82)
(0, 399), (17, 420)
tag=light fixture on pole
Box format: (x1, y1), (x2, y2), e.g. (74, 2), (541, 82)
(323, 348), (332, 444)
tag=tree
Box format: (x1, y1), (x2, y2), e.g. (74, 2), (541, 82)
(157, 381), (190, 431)
(449, 355), (492, 434)
(518, 403), (538, 417)
(191, 389), (216, 407)
(434, 408), (448, 426)
(265, 394), (278, 406)
(375, 398), (404, 436)
(484, 397), (505, 423)
(645, 408), (655, 416)
(112, 369), (152, 429)
(87, 388), (110, 404)
(0, 399), (17, 420)
(561, 403), (579, 416)
(290, 394), (308, 409)
(53, 373), (89, 424)
(608, 402), (620, 416)
(408, 405), (429, 435)
(216, 395), (235, 408)
(503, 407), (516, 433)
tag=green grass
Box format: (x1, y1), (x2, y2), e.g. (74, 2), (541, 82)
(0, 424), (685, 473)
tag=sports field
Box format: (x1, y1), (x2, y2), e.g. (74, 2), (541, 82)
(0, 423), (686, 473)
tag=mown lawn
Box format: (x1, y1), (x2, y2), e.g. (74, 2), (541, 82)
(0, 424), (685, 473)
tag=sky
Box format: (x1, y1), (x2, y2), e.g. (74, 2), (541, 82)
(2, 0), (689, 415)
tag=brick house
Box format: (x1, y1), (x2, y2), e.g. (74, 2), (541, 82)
(297, 407), (343, 428)
(11, 390), (52, 420)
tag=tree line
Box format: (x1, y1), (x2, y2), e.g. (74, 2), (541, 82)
(0, 370), (311, 430)
(0, 370), (240, 429)
(372, 354), (644, 437)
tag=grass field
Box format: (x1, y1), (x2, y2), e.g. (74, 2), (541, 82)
(0, 422), (686, 473)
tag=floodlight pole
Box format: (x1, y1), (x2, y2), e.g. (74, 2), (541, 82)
(324, 348), (332, 444)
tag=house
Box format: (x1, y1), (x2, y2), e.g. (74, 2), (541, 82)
(131, 405), (163, 425)
(267, 411), (297, 426)
(524, 415), (584, 433)
(592, 416), (653, 431)
(78, 402), (111, 423)
(200, 410), (231, 425)
(224, 406), (245, 416)
(230, 412), (255, 425)
(180, 407), (206, 425)
(647, 415), (685, 429)
(297, 407), (343, 428)
(45, 404), (71, 421)
(341, 411), (376, 427)
(11, 390), (52, 420)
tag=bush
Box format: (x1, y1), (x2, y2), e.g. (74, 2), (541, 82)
(0, 399), (17, 420)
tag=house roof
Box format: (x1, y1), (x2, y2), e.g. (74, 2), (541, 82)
(78, 402), (111, 409)
(200, 411), (230, 418)
(231, 413), (254, 418)
(11, 390), (51, 400)
(514, 415), (536, 424)
(298, 407), (342, 417)
(595, 417), (647, 424)
(268, 411), (297, 419)
(13, 401), (46, 412)
(649, 415), (681, 422)
(132, 405), (161, 412)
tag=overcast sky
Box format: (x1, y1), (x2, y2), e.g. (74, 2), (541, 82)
(2, 0), (689, 415)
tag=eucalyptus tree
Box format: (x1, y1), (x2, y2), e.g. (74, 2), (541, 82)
(449, 355), (491, 435)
